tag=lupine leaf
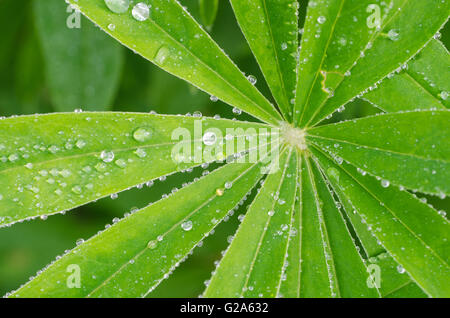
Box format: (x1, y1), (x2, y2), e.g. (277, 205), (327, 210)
(294, 0), (449, 127)
(34, 0), (124, 111)
(230, 0), (299, 121)
(0, 113), (278, 227)
(204, 147), (297, 297)
(312, 147), (450, 297)
(363, 39), (449, 112)
(10, 151), (271, 297)
(67, 0), (282, 125)
(307, 110), (450, 196)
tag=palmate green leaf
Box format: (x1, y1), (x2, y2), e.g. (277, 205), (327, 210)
(0, 113), (277, 227)
(68, 0), (282, 125)
(294, 0), (449, 127)
(199, 0), (219, 31)
(307, 110), (450, 196)
(363, 39), (450, 112)
(312, 147), (450, 297)
(9, 149), (272, 297)
(279, 153), (379, 297)
(204, 147), (297, 297)
(230, 0), (299, 121)
(34, 0), (124, 111)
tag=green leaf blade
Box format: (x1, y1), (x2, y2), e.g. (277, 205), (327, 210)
(10, 153), (271, 298)
(204, 147), (297, 298)
(230, 0), (299, 121)
(296, 0), (449, 126)
(307, 110), (450, 196)
(0, 113), (277, 227)
(69, 0), (282, 125)
(312, 147), (450, 297)
(363, 39), (450, 112)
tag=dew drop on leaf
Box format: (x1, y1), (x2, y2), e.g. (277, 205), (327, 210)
(203, 132), (217, 146)
(75, 139), (86, 149)
(397, 265), (406, 274)
(247, 75), (257, 85)
(381, 179), (390, 188)
(115, 159), (127, 168)
(134, 148), (147, 158)
(181, 220), (193, 231)
(387, 29), (400, 41)
(327, 167), (340, 182)
(132, 3), (150, 22)
(147, 240), (157, 249)
(133, 127), (153, 142)
(439, 91), (448, 100)
(100, 150), (115, 163)
(104, 0), (130, 14)
(154, 46), (170, 65)
(317, 16), (326, 24)
(76, 239), (85, 246)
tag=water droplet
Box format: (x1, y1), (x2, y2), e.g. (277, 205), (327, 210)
(95, 162), (107, 172)
(216, 188), (224, 196)
(110, 193), (118, 200)
(134, 148), (147, 158)
(104, 0), (130, 14)
(317, 16), (326, 24)
(71, 186), (82, 194)
(8, 154), (19, 162)
(225, 182), (232, 189)
(232, 107), (242, 115)
(387, 29), (400, 41)
(48, 145), (59, 154)
(281, 42), (288, 50)
(115, 159), (127, 168)
(100, 150), (115, 163)
(108, 24), (116, 31)
(76, 239), (84, 246)
(327, 167), (340, 182)
(247, 75), (257, 85)
(202, 132), (217, 146)
(210, 95), (218, 102)
(439, 91), (448, 100)
(396, 265), (405, 274)
(147, 240), (157, 249)
(133, 127), (153, 142)
(381, 179), (390, 188)
(154, 46), (170, 65)
(132, 3), (150, 21)
(181, 220), (193, 231)
(268, 210), (275, 216)
(76, 139), (86, 149)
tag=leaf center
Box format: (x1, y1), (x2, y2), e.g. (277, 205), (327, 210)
(281, 122), (307, 151)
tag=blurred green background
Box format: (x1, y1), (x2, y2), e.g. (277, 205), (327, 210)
(0, 0), (449, 297)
